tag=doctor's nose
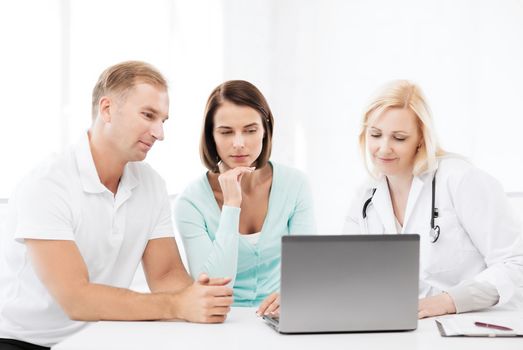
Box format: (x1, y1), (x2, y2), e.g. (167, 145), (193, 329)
(377, 137), (393, 152)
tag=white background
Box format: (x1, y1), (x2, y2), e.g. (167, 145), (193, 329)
(1, 0), (523, 233)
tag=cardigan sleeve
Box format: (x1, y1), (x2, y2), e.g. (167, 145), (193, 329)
(174, 193), (241, 285)
(288, 173), (317, 235)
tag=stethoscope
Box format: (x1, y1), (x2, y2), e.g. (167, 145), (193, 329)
(362, 173), (440, 243)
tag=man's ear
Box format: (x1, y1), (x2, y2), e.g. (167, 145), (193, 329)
(99, 96), (112, 123)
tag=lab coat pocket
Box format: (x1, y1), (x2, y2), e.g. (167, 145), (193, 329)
(424, 211), (466, 275)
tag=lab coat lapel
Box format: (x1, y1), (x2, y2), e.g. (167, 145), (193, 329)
(371, 179), (396, 234)
(402, 176), (426, 233)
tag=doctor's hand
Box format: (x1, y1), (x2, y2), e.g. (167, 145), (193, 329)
(418, 293), (457, 319)
(173, 273), (233, 323)
(217, 162), (255, 207)
(256, 292), (280, 317)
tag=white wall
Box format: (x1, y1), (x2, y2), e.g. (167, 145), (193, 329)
(1, 0), (523, 234)
(219, 0), (523, 233)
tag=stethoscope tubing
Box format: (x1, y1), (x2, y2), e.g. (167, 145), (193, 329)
(362, 173), (440, 243)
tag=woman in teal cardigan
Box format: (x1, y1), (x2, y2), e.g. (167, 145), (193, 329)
(174, 80), (316, 316)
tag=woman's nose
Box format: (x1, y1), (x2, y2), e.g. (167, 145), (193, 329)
(233, 133), (244, 148)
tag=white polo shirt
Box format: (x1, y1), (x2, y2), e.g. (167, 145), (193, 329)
(0, 133), (174, 347)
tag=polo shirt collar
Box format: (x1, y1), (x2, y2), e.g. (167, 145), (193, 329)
(75, 132), (139, 194)
(119, 163), (139, 195)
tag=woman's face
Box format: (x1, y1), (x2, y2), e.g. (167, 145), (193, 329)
(213, 101), (265, 170)
(366, 107), (422, 177)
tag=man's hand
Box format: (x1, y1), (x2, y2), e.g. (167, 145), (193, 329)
(418, 293), (457, 319)
(172, 273), (234, 323)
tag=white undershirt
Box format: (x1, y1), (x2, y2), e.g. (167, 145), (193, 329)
(241, 231), (261, 245)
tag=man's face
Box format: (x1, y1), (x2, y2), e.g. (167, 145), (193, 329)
(104, 83), (169, 162)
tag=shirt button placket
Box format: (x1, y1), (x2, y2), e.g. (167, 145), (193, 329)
(253, 249), (260, 302)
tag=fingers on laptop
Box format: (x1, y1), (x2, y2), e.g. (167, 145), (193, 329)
(266, 303), (280, 316)
(257, 292), (280, 316)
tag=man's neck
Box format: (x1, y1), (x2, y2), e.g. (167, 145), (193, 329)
(88, 130), (126, 194)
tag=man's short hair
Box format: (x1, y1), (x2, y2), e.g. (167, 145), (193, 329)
(91, 61), (168, 120)
(200, 80), (274, 173)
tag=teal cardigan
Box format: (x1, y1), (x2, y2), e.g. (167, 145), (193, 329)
(174, 162), (316, 306)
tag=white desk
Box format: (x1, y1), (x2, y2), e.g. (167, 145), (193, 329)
(53, 308), (522, 350)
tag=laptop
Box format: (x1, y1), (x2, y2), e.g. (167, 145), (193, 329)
(263, 234), (420, 334)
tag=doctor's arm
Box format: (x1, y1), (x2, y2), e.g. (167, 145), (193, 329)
(418, 168), (523, 318)
(451, 167), (523, 310)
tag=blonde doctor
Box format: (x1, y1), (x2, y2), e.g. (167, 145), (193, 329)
(344, 80), (523, 318)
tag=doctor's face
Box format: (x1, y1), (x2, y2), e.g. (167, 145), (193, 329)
(366, 107), (421, 177)
(213, 101), (265, 170)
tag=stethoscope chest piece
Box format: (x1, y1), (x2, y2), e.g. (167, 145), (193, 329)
(429, 225), (440, 243)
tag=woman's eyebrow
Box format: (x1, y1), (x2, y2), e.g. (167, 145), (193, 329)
(243, 122), (260, 128)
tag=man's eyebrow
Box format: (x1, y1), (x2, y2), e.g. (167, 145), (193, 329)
(143, 106), (169, 121)
(142, 106), (159, 114)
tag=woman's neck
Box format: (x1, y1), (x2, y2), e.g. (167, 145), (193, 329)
(386, 172), (414, 226)
(240, 163), (272, 193)
(386, 173), (414, 197)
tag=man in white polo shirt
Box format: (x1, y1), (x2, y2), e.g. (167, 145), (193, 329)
(0, 61), (233, 350)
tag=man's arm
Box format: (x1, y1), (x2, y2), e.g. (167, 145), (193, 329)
(141, 237), (192, 293)
(26, 239), (233, 323)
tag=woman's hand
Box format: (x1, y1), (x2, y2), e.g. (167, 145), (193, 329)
(217, 162), (255, 207)
(418, 293), (457, 319)
(256, 292), (280, 317)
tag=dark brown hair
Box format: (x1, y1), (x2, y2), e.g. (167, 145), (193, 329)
(91, 61), (168, 120)
(200, 80), (274, 172)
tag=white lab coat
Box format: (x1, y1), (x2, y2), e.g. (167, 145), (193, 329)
(343, 156), (523, 309)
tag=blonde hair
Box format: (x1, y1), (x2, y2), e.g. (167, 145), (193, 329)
(359, 80), (445, 177)
(91, 61), (168, 120)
